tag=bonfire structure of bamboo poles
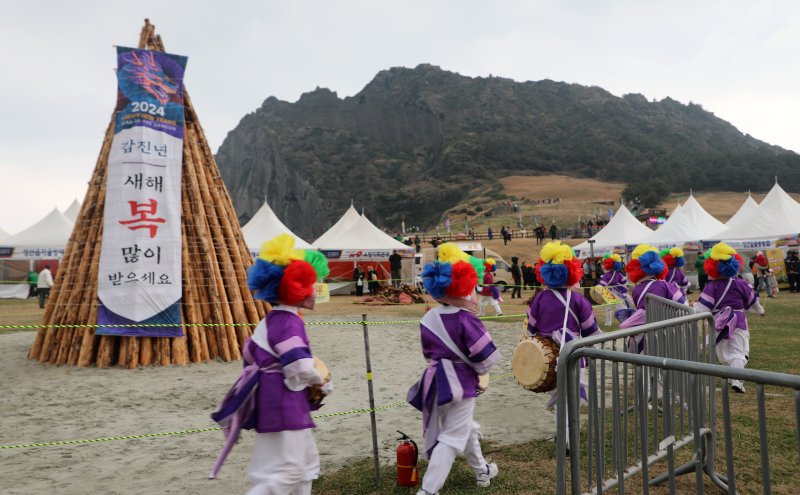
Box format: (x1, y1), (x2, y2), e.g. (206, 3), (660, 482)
(29, 19), (267, 368)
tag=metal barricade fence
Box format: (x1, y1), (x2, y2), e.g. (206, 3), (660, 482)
(556, 295), (800, 494)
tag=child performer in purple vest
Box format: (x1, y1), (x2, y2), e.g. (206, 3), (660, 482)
(478, 258), (502, 316)
(618, 244), (686, 353)
(528, 241), (602, 411)
(661, 247), (690, 295)
(694, 242), (765, 393)
(597, 253), (632, 326)
(409, 243), (501, 495)
(210, 234), (331, 494)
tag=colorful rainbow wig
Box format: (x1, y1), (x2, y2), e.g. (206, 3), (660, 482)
(703, 242), (742, 279)
(602, 253), (624, 272)
(626, 244), (667, 284)
(423, 243), (480, 301)
(247, 233), (329, 306)
(660, 247), (686, 268)
(534, 241), (582, 288)
(483, 257), (497, 273)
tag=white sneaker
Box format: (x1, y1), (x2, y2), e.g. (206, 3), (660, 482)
(476, 462), (498, 487)
(731, 381), (745, 393)
(417, 490), (438, 495)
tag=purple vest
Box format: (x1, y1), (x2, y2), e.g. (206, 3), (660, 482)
(599, 270), (629, 297)
(666, 268), (689, 290)
(631, 279), (686, 310)
(697, 278), (758, 332)
(526, 288), (600, 343)
(247, 310), (316, 433)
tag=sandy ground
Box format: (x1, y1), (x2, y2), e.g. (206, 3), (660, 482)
(0, 300), (555, 495)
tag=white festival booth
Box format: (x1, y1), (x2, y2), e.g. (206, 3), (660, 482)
(707, 184), (800, 249)
(0, 208), (75, 299)
(63, 199), (82, 223)
(638, 195), (725, 251)
(573, 204), (653, 258)
(241, 200), (313, 255)
(312, 204), (361, 248)
(313, 210), (414, 291)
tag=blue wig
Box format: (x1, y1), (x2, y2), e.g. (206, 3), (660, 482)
(674, 256), (686, 268)
(613, 261), (624, 271)
(717, 257), (741, 278)
(247, 258), (285, 302)
(422, 261), (453, 299)
(638, 251), (666, 276)
(540, 263), (568, 288)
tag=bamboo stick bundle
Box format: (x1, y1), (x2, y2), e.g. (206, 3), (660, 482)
(29, 19), (264, 367)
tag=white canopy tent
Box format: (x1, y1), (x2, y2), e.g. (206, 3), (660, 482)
(709, 183), (800, 241)
(315, 213), (411, 253)
(0, 227), (9, 242)
(1, 208), (75, 258)
(724, 195), (760, 226)
(241, 200), (312, 252)
(573, 204), (652, 257)
(63, 199), (82, 222)
(0, 208), (75, 298)
(639, 195), (725, 248)
(312, 204), (361, 248)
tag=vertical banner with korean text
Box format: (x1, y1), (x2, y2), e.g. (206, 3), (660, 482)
(97, 47), (187, 336)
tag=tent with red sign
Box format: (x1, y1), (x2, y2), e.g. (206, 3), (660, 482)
(242, 199), (312, 254)
(29, 20), (267, 368)
(312, 203), (361, 248)
(314, 212), (413, 282)
(572, 204), (652, 258)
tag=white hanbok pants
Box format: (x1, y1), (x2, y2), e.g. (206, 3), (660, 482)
(422, 398), (488, 494)
(248, 429), (319, 495)
(478, 295), (502, 316)
(716, 329), (750, 389)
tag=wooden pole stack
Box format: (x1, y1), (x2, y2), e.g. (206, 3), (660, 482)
(28, 19), (267, 368)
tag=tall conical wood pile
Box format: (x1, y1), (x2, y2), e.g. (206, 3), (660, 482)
(28, 20), (267, 368)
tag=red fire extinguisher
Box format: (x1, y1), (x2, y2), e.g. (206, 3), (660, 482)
(396, 430), (419, 487)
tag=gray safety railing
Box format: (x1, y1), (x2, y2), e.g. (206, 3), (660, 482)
(555, 295), (800, 495)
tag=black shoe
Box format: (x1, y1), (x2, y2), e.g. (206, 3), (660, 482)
(731, 384), (745, 394)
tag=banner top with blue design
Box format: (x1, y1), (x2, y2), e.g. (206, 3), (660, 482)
(114, 47), (188, 139)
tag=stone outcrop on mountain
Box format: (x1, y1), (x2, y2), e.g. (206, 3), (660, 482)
(216, 64), (799, 239)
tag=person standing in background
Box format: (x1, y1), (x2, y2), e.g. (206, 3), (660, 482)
(510, 257), (522, 299)
(353, 265), (365, 297)
(549, 222), (558, 240)
(389, 250), (403, 288)
(783, 250), (800, 292)
(37, 265), (54, 309)
(695, 253), (709, 291)
(753, 251), (772, 298)
(27, 270), (38, 299)
(367, 266), (379, 296)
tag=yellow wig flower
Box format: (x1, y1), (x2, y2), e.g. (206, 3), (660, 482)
(540, 241), (574, 264)
(258, 233), (305, 266)
(669, 247), (684, 258)
(631, 244), (658, 260)
(710, 242), (735, 261)
(437, 242), (470, 264)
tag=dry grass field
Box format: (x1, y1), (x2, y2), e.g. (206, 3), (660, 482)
(442, 174), (800, 238)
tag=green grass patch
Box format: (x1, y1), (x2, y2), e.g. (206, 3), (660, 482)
(316, 296), (800, 494)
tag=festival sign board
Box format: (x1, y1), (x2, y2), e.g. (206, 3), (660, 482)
(97, 47), (187, 337)
(767, 248), (787, 282)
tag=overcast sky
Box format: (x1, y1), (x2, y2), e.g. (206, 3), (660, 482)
(2, 1), (798, 234)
